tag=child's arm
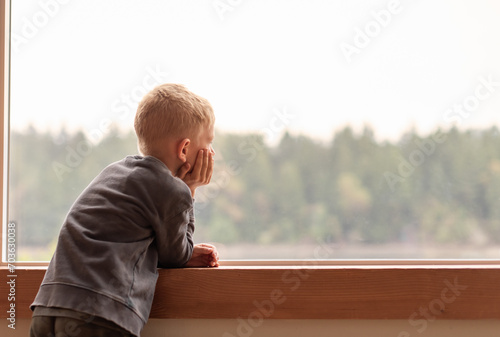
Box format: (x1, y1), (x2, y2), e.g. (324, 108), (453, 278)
(185, 243), (220, 267)
(176, 149), (214, 198)
(175, 150), (218, 267)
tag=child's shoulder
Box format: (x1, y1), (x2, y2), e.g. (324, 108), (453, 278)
(115, 155), (171, 181)
(107, 155), (191, 199)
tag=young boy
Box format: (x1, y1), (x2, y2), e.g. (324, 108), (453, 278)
(30, 83), (219, 337)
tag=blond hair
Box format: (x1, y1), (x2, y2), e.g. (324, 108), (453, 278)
(134, 83), (215, 155)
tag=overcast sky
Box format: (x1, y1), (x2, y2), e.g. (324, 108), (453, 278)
(9, 0), (500, 143)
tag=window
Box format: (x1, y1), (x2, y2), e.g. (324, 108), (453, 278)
(2, 0), (500, 326)
(6, 0), (500, 262)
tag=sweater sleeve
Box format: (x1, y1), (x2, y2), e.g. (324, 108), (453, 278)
(155, 204), (195, 268)
(127, 156), (196, 268)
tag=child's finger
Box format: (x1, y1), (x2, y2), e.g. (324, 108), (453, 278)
(205, 152), (214, 184)
(191, 150), (204, 179)
(197, 243), (216, 249)
(211, 250), (219, 260)
(175, 162), (190, 179)
(194, 245), (214, 255)
(199, 149), (209, 181)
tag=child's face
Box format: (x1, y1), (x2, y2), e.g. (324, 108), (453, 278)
(186, 123), (215, 171)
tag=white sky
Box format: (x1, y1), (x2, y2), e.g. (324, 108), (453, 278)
(9, 0), (500, 143)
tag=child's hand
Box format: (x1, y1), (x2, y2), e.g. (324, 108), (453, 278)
(176, 149), (214, 197)
(185, 243), (219, 268)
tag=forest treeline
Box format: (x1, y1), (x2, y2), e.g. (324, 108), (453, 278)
(9, 125), (500, 256)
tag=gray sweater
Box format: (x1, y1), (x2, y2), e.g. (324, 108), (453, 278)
(31, 155), (195, 336)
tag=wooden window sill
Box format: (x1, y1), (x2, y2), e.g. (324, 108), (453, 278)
(1, 261), (499, 320)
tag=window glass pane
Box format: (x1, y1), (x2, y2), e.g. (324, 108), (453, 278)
(9, 0), (500, 261)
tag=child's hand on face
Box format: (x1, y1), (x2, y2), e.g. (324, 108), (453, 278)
(176, 149), (214, 197)
(185, 243), (220, 268)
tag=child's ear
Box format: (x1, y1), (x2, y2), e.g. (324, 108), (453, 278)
(177, 138), (190, 162)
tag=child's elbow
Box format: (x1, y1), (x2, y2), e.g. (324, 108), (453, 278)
(157, 243), (193, 268)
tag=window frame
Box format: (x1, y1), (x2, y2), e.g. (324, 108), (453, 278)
(1, 0), (500, 321)
(1, 0), (7, 264)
